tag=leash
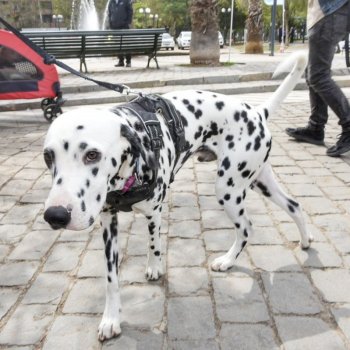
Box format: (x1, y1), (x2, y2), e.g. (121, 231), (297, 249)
(0, 16), (133, 95)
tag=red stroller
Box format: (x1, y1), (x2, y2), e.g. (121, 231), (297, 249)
(0, 29), (64, 121)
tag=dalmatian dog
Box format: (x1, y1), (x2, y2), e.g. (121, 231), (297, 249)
(43, 51), (312, 341)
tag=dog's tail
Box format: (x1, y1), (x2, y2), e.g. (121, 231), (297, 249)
(259, 50), (308, 119)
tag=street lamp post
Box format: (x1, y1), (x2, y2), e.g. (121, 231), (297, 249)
(138, 7), (151, 28)
(221, 8), (231, 45)
(149, 13), (158, 27)
(52, 14), (63, 30)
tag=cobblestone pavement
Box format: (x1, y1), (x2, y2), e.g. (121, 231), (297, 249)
(1, 86), (350, 350)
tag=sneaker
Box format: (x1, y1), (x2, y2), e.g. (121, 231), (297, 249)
(115, 62), (124, 67)
(285, 126), (325, 145)
(326, 131), (350, 157)
(126, 62), (131, 67)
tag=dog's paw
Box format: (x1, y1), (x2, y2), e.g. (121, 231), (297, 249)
(300, 234), (314, 250)
(211, 254), (234, 272)
(98, 318), (121, 341)
(145, 264), (163, 281)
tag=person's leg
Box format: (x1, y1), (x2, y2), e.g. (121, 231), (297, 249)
(115, 55), (125, 67)
(125, 54), (131, 67)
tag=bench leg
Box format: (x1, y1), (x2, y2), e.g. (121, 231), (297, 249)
(80, 57), (88, 73)
(147, 54), (160, 69)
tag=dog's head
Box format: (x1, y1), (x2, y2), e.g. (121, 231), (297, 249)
(43, 108), (155, 230)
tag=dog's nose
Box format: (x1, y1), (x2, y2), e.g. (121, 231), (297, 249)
(44, 206), (71, 229)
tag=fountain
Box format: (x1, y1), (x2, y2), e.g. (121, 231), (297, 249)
(78, 0), (99, 30)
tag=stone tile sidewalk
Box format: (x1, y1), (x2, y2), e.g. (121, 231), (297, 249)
(0, 88), (350, 349)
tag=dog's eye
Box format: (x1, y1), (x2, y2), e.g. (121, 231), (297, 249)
(84, 150), (101, 164)
(43, 150), (54, 169)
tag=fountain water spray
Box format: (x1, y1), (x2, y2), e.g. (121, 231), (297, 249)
(78, 0), (99, 30)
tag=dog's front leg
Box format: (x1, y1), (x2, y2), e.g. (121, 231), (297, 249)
(145, 209), (163, 280)
(98, 210), (121, 341)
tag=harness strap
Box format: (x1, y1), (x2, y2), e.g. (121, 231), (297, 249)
(0, 16), (126, 94)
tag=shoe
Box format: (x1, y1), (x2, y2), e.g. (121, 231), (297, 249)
(115, 62), (124, 67)
(126, 62), (131, 67)
(326, 131), (350, 157)
(285, 125), (325, 145)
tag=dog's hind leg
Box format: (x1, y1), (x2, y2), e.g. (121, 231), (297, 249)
(211, 177), (254, 272)
(98, 210), (121, 341)
(251, 163), (313, 248)
(145, 209), (163, 280)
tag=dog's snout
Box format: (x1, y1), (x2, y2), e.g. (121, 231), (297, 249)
(44, 206), (71, 229)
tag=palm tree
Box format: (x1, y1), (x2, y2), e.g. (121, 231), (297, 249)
(190, 0), (220, 66)
(245, 0), (264, 54)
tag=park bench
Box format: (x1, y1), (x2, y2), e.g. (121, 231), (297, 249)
(22, 28), (166, 72)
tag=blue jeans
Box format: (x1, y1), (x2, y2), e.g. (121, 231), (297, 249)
(307, 3), (350, 129)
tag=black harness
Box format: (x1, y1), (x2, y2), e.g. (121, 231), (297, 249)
(106, 94), (189, 212)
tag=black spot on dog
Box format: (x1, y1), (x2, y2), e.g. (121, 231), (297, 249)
(195, 126), (203, 140)
(77, 125), (84, 130)
(79, 142), (87, 150)
(234, 112), (240, 121)
(57, 178), (62, 185)
(226, 135), (234, 142)
(288, 198), (299, 207)
(288, 205), (295, 213)
(227, 177), (234, 186)
(81, 201), (86, 212)
(236, 196), (241, 204)
(64, 142), (69, 151)
(197, 91), (203, 94)
(187, 104), (195, 113)
(239, 208), (244, 216)
(228, 142), (234, 149)
(241, 110), (248, 123)
(246, 142), (252, 151)
(218, 170), (224, 177)
(180, 113), (188, 127)
(92, 167), (99, 176)
(134, 122), (143, 132)
(96, 194), (101, 202)
(243, 229), (248, 237)
(254, 136), (261, 151)
(216, 101), (225, 110)
(238, 162), (247, 171)
(264, 108), (269, 119)
(218, 199), (224, 205)
(107, 276), (112, 282)
(247, 121), (256, 135)
(194, 109), (203, 119)
(221, 157), (231, 170)
(224, 194), (231, 201)
(154, 251), (160, 256)
(111, 158), (117, 167)
(89, 216), (94, 226)
(86, 179), (90, 188)
(242, 170), (251, 178)
(197, 99), (203, 104)
(244, 103), (251, 110)
(256, 181), (271, 197)
(235, 223), (240, 228)
(183, 99), (189, 105)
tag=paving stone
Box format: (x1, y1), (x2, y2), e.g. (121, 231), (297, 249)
(13, 168), (44, 181)
(203, 229), (234, 251)
(43, 242), (85, 272)
(197, 183), (216, 195)
(0, 304), (56, 346)
(196, 170), (216, 183)
(103, 328), (164, 350)
(63, 278), (105, 314)
(9, 230), (59, 260)
(213, 276), (269, 322)
(250, 214), (274, 227)
(311, 269), (350, 303)
(275, 316), (346, 350)
(0, 179), (34, 196)
(250, 227), (284, 245)
(0, 244), (10, 261)
(119, 256), (148, 285)
(327, 231), (350, 254)
(169, 220), (201, 238)
(262, 272), (322, 314)
(171, 180), (196, 192)
(0, 225), (28, 244)
(299, 197), (341, 215)
(78, 249), (105, 277)
(285, 184), (323, 197)
(168, 238), (206, 267)
(43, 315), (101, 350)
(295, 243), (342, 268)
(121, 285), (165, 327)
(322, 186), (350, 200)
(171, 192), (198, 207)
(127, 234), (167, 256)
(198, 195), (221, 210)
(167, 296), (216, 340)
(0, 288), (21, 320)
(313, 214), (350, 233)
(331, 304), (350, 343)
(279, 222), (326, 243)
(1, 204), (42, 225)
(58, 227), (92, 241)
(0, 261), (39, 286)
(0, 196), (16, 212)
(201, 210), (234, 229)
(167, 339), (219, 350)
(249, 245), (302, 272)
(220, 324), (279, 350)
(168, 267), (209, 296)
(20, 189), (49, 203)
(22, 273), (69, 305)
(169, 206), (200, 221)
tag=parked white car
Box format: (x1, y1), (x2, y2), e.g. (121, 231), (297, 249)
(161, 33), (175, 50)
(176, 31), (191, 50)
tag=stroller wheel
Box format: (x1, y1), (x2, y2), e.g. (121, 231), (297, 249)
(44, 104), (62, 122)
(41, 98), (54, 111)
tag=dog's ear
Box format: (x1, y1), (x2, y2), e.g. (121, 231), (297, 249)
(120, 124), (157, 170)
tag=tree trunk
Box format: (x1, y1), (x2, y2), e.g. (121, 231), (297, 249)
(190, 0), (220, 66)
(245, 0), (264, 54)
